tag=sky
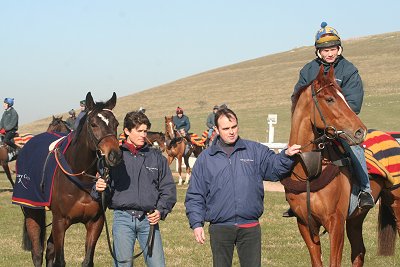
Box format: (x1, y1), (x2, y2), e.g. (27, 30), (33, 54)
(1, 1), (399, 125)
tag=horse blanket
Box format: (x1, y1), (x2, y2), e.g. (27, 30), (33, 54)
(14, 133), (34, 147)
(12, 132), (70, 208)
(189, 131), (208, 146)
(363, 130), (400, 186)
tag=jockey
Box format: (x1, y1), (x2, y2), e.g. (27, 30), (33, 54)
(65, 109), (76, 130)
(206, 105), (219, 142)
(74, 99), (87, 130)
(0, 97), (20, 161)
(284, 22), (374, 217)
(172, 107), (192, 147)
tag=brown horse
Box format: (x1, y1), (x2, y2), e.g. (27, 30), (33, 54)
(285, 65), (366, 266)
(164, 116), (203, 185)
(47, 116), (72, 133)
(284, 65), (400, 266)
(15, 92), (122, 267)
(146, 131), (166, 152)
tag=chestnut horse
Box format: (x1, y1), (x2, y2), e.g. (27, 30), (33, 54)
(285, 65), (364, 266)
(164, 116), (203, 185)
(284, 65), (400, 266)
(15, 92), (122, 267)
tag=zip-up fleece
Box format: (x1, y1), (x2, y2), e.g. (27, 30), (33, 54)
(107, 144), (176, 220)
(185, 138), (294, 229)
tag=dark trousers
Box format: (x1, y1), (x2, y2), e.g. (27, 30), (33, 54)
(209, 224), (261, 267)
(4, 131), (17, 149)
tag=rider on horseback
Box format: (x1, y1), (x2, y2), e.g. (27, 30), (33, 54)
(283, 22), (374, 217)
(205, 105), (219, 146)
(0, 97), (20, 161)
(170, 107), (192, 149)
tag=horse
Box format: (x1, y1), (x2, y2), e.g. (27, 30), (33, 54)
(146, 131), (166, 152)
(1, 132), (35, 187)
(282, 65), (400, 266)
(13, 92), (122, 267)
(164, 116), (204, 185)
(47, 116), (72, 133)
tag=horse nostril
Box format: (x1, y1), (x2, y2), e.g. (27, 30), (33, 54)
(355, 128), (365, 140)
(108, 150), (122, 166)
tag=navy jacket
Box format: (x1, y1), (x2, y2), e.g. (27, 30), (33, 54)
(173, 115), (190, 133)
(185, 138), (294, 229)
(292, 56), (364, 114)
(95, 144), (177, 220)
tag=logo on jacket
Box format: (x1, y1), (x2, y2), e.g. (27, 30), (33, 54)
(145, 166), (159, 172)
(240, 158), (254, 163)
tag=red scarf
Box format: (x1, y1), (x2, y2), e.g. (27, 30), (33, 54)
(124, 142), (142, 155)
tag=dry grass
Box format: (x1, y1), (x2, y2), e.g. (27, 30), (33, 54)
(19, 32), (400, 143)
(1, 174), (400, 266)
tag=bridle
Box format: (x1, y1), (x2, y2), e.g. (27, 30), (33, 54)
(54, 108), (117, 180)
(299, 82), (358, 151)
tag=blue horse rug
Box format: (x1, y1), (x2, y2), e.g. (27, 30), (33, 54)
(12, 131), (71, 208)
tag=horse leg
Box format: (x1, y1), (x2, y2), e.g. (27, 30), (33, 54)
(2, 163), (14, 187)
(23, 207), (46, 267)
(177, 156), (183, 185)
(46, 233), (55, 267)
(377, 189), (398, 256)
(81, 217), (105, 267)
(297, 221), (323, 267)
(183, 151), (192, 185)
(327, 213), (346, 266)
(346, 215), (367, 267)
(51, 217), (69, 267)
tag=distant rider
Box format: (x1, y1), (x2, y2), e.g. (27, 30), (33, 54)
(0, 98), (20, 161)
(205, 105), (219, 145)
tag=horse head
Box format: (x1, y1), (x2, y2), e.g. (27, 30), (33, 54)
(79, 92), (122, 167)
(47, 116), (71, 133)
(165, 116), (176, 140)
(290, 65), (366, 147)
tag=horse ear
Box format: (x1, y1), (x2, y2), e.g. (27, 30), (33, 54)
(85, 92), (95, 110)
(105, 92), (117, 110)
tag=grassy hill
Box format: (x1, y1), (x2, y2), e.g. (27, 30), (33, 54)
(20, 31), (400, 142)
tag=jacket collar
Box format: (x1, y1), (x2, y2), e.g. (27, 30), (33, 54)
(209, 136), (246, 156)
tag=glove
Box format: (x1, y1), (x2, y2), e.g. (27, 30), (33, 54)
(0, 129), (5, 134)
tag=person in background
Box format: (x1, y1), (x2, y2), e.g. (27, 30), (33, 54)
(205, 105), (219, 145)
(0, 97), (20, 161)
(283, 21), (374, 218)
(74, 100), (87, 130)
(138, 107), (146, 114)
(93, 111), (176, 267)
(65, 109), (76, 130)
(185, 107), (301, 267)
(172, 107), (192, 147)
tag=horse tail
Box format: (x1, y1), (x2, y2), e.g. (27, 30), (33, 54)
(377, 189), (397, 256)
(22, 217), (32, 251)
(22, 209), (46, 251)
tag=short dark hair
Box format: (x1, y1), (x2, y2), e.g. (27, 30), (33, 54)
(124, 111), (151, 131)
(214, 108), (238, 128)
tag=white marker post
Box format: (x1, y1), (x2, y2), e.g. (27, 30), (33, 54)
(267, 114), (277, 143)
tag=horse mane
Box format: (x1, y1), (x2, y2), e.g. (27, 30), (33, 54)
(291, 83), (312, 115)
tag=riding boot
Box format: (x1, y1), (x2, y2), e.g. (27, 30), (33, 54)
(282, 208), (295, 218)
(184, 135), (193, 149)
(358, 191), (374, 209)
(7, 147), (20, 162)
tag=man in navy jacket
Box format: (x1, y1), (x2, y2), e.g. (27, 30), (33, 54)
(185, 107), (300, 267)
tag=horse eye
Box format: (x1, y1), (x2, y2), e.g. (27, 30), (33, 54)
(326, 97), (334, 103)
(91, 123), (98, 128)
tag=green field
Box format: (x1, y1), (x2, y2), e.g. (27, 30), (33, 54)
(1, 172), (399, 266)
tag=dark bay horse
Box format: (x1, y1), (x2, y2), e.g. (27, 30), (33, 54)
(164, 116), (203, 185)
(47, 116), (72, 133)
(15, 92), (122, 267)
(284, 65), (400, 266)
(1, 132), (34, 187)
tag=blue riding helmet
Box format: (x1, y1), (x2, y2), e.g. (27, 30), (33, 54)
(4, 98), (14, 106)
